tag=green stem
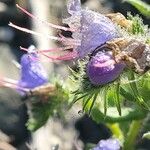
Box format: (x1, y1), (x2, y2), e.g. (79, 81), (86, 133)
(107, 123), (124, 142)
(123, 120), (143, 150)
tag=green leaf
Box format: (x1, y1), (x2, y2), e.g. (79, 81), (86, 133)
(91, 107), (147, 123)
(143, 132), (150, 139)
(124, 0), (150, 17)
(120, 86), (136, 102)
(82, 94), (94, 112)
(114, 82), (122, 116)
(128, 71), (150, 110)
(103, 87), (108, 115)
(138, 73), (150, 103)
(88, 92), (99, 115)
(69, 93), (89, 108)
(26, 82), (69, 131)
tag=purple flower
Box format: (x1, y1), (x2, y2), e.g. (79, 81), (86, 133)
(64, 0), (119, 58)
(18, 52), (48, 89)
(92, 138), (120, 150)
(9, 0), (119, 60)
(87, 51), (125, 85)
(0, 46), (48, 93)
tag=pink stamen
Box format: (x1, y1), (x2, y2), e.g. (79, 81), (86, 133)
(59, 33), (81, 46)
(20, 46), (73, 53)
(16, 4), (75, 32)
(9, 22), (79, 45)
(20, 46), (29, 52)
(19, 46), (76, 62)
(0, 77), (29, 92)
(40, 51), (78, 60)
(0, 82), (16, 89)
(2, 77), (18, 85)
(9, 22), (62, 41)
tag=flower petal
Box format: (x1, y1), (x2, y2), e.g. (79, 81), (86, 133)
(18, 53), (48, 89)
(67, 0), (81, 15)
(65, 0), (119, 58)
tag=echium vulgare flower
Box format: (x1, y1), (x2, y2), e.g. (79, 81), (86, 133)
(18, 45), (48, 89)
(0, 45), (48, 93)
(92, 138), (120, 150)
(9, 0), (119, 59)
(8, 0), (125, 85)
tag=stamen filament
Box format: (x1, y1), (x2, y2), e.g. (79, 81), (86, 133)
(16, 4), (75, 32)
(9, 22), (62, 41)
(20, 46), (73, 53)
(59, 33), (81, 46)
(9, 22), (79, 45)
(0, 77), (29, 92)
(40, 51), (78, 60)
(2, 77), (18, 84)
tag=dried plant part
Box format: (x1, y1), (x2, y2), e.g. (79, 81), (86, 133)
(106, 13), (133, 29)
(104, 38), (150, 73)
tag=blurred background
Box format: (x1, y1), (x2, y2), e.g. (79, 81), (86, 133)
(0, 0), (150, 150)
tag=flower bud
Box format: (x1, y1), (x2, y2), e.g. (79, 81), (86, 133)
(87, 51), (125, 85)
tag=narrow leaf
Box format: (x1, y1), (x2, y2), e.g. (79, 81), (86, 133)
(120, 87), (136, 102)
(88, 92), (99, 115)
(128, 71), (150, 110)
(69, 93), (89, 108)
(103, 87), (109, 115)
(83, 94), (94, 112)
(124, 0), (150, 17)
(114, 82), (122, 116)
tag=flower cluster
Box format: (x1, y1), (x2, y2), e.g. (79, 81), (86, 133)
(7, 0), (126, 86)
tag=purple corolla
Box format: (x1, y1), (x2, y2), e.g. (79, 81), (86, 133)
(65, 0), (119, 58)
(0, 46), (48, 93)
(87, 51), (125, 85)
(18, 53), (48, 89)
(92, 138), (120, 150)
(9, 0), (119, 60)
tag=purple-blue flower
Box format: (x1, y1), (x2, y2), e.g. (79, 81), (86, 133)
(92, 138), (120, 150)
(18, 55), (48, 89)
(0, 46), (48, 93)
(87, 51), (125, 85)
(18, 50), (48, 89)
(64, 0), (119, 58)
(9, 0), (119, 60)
